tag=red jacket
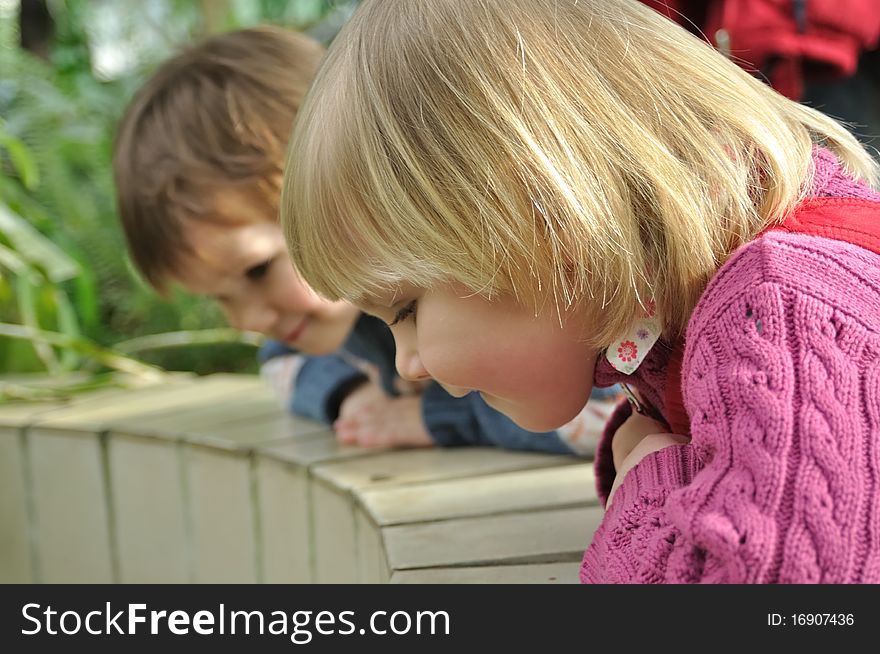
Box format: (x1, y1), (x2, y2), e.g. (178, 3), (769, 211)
(641, 0), (880, 99)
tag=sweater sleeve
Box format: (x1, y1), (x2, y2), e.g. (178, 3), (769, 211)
(258, 340), (367, 424)
(592, 399), (633, 504)
(421, 383), (575, 454)
(580, 234), (880, 583)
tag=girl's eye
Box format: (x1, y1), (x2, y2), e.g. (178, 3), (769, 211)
(245, 258), (273, 281)
(389, 300), (417, 326)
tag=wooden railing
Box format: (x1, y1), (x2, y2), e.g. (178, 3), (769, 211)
(0, 373), (602, 583)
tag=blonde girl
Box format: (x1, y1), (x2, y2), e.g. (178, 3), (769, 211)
(283, 0), (880, 583)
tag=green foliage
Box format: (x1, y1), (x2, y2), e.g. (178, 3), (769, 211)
(0, 0), (360, 395)
(0, 109), (81, 372)
(0, 116), (169, 390)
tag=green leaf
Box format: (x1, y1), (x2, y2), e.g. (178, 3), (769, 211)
(0, 242), (36, 279)
(72, 265), (99, 330)
(0, 371), (124, 402)
(0, 133), (40, 190)
(15, 275), (59, 372)
(0, 322), (166, 382)
(0, 202), (80, 282)
(114, 328), (263, 354)
(52, 287), (82, 370)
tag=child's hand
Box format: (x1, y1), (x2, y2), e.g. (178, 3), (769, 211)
(611, 412), (668, 471)
(335, 390), (433, 448)
(337, 380), (388, 421)
(607, 412), (689, 508)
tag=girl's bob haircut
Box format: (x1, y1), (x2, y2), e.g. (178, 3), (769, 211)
(283, 0), (877, 346)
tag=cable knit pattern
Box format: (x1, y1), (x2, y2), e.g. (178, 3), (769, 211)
(582, 150), (880, 583)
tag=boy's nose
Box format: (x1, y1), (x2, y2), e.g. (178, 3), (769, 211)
(396, 349), (431, 382)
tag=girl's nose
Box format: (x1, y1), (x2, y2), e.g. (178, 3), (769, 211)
(395, 349), (431, 382)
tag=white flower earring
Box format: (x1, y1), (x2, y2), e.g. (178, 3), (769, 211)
(606, 300), (663, 418)
(605, 299), (662, 375)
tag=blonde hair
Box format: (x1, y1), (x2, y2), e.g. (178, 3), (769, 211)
(283, 0), (878, 346)
(114, 26), (324, 292)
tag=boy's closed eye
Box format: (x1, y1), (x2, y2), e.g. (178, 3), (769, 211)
(245, 258), (273, 281)
(207, 259), (273, 303)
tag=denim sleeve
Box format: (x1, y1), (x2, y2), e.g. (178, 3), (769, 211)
(289, 355), (367, 424)
(257, 339), (295, 364)
(420, 383), (575, 454)
(258, 339), (367, 424)
(419, 382), (478, 447)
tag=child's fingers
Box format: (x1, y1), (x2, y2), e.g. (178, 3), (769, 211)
(347, 426), (393, 448)
(334, 427), (358, 444)
(357, 431), (389, 448)
(334, 417), (368, 444)
(335, 415), (390, 448)
(335, 412), (377, 430)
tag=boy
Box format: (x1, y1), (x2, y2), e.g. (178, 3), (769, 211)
(112, 26), (614, 454)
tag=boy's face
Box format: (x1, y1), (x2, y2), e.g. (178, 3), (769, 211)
(361, 282), (598, 432)
(174, 192), (358, 355)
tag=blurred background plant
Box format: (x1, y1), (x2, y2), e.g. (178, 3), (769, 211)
(0, 0), (358, 400)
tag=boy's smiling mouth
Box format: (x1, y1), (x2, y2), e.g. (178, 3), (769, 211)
(283, 318), (310, 343)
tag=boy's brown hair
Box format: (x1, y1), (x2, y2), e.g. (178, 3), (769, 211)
(113, 26), (325, 293)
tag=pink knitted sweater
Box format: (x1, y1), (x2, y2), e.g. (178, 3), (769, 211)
(582, 149), (880, 583)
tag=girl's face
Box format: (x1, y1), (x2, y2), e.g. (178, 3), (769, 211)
(175, 191), (359, 355)
(362, 282), (598, 432)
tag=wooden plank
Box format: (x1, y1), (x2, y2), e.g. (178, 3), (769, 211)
(255, 454), (311, 583)
(28, 427), (114, 582)
(360, 463), (597, 527)
(108, 412), (328, 456)
(258, 433), (383, 584)
(313, 448), (576, 494)
(355, 507), (386, 583)
(107, 433), (189, 583)
(203, 411), (328, 446)
(0, 399), (67, 427)
(389, 561), (581, 584)
(0, 372), (190, 428)
(186, 445), (259, 583)
(383, 505), (604, 571)
(100, 377), (267, 431)
(312, 482), (357, 583)
(191, 407), (329, 445)
(113, 392), (281, 436)
(23, 379), (200, 428)
(379, 544), (390, 583)
(180, 407), (328, 450)
(33, 374), (258, 431)
(0, 425), (32, 582)
(258, 434), (384, 468)
(311, 448), (574, 587)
